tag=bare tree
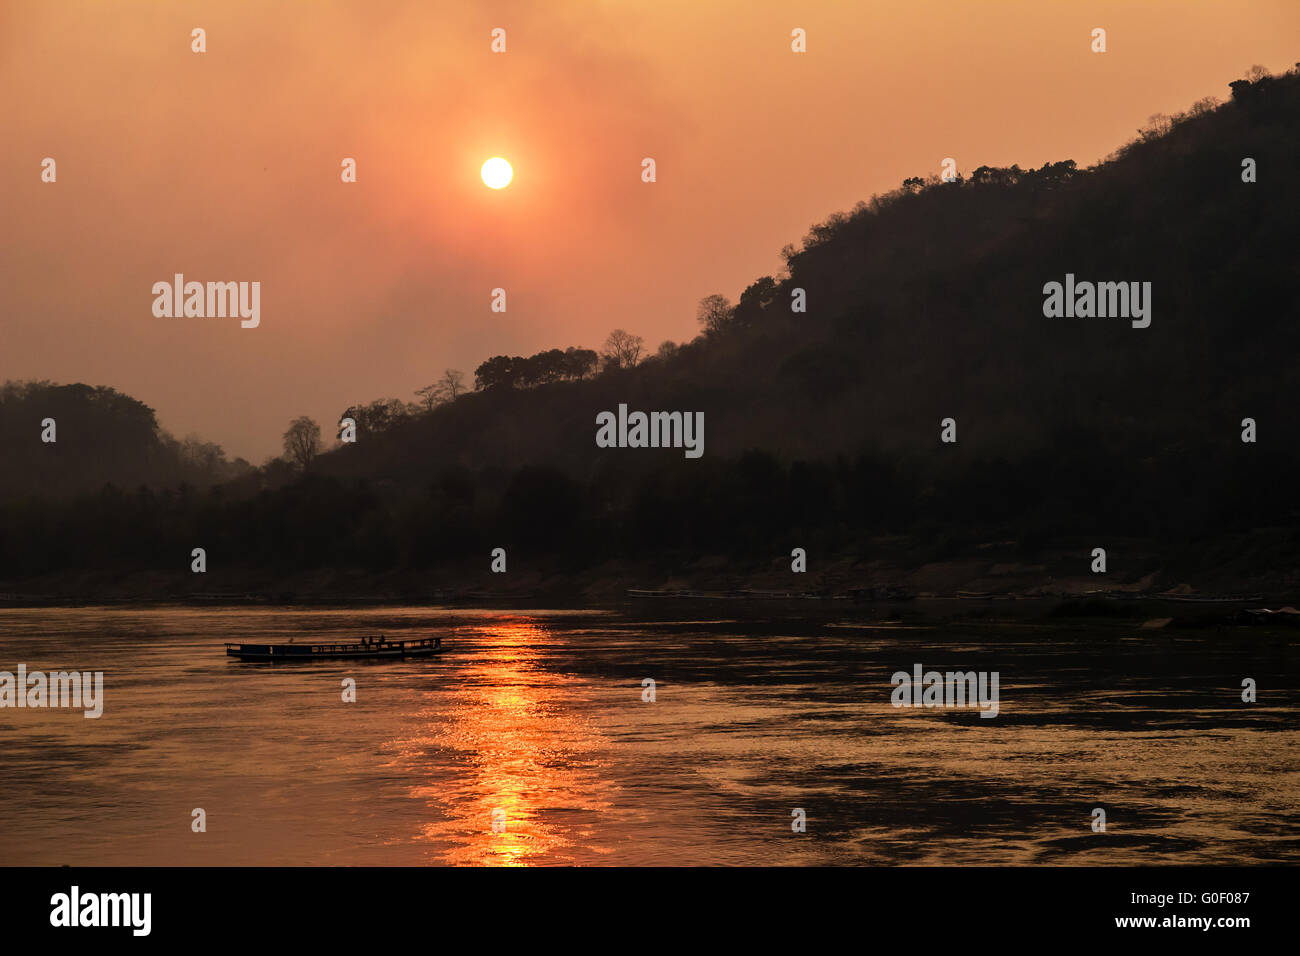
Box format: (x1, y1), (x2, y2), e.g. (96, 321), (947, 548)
(415, 369), (467, 410)
(695, 294), (734, 335)
(1138, 112), (1173, 142)
(439, 368), (465, 400)
(601, 329), (644, 370)
(414, 384), (440, 411)
(282, 416), (321, 472)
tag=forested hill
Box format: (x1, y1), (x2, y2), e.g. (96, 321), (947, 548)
(326, 68), (1299, 481)
(0, 382), (249, 498)
(4, 68), (1299, 596)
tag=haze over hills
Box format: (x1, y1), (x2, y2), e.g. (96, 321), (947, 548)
(3, 67), (1299, 599)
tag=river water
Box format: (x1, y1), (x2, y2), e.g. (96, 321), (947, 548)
(0, 605), (1295, 865)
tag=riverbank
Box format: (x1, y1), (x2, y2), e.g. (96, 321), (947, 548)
(2, 538), (1296, 618)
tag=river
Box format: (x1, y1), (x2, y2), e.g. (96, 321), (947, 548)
(0, 605), (1295, 865)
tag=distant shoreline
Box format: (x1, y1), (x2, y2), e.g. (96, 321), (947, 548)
(1, 590), (1294, 631)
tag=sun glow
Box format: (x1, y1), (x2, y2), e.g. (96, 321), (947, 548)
(480, 157), (513, 189)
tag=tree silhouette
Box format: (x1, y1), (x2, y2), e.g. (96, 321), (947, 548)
(439, 368), (465, 400)
(562, 347), (599, 380)
(696, 294), (734, 335)
(474, 355), (517, 390)
(282, 416), (321, 472)
(601, 329), (644, 370)
(414, 384), (440, 411)
(734, 278), (778, 327)
(340, 399), (413, 437)
(416, 369), (467, 409)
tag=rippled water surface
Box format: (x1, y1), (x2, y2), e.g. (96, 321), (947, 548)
(0, 605), (1296, 865)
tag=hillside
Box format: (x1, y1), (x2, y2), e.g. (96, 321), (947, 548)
(4, 68), (1300, 600)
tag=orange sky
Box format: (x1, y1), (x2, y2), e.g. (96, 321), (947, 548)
(2, 0), (1296, 460)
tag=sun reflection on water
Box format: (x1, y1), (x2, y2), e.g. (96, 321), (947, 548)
(400, 617), (618, 865)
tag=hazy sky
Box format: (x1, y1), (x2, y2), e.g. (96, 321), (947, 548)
(2, 0), (1296, 461)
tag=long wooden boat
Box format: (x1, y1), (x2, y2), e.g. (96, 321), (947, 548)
(225, 635), (443, 662)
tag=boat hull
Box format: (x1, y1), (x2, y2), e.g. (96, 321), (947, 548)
(225, 638), (443, 662)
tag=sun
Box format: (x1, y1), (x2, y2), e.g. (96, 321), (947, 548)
(481, 157), (513, 189)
